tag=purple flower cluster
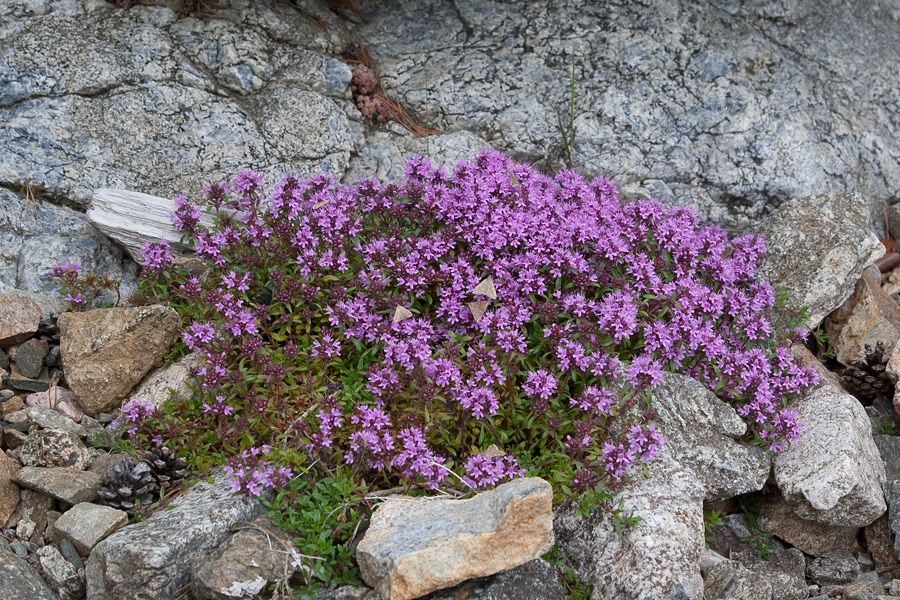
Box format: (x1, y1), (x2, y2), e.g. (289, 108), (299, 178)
(463, 453), (525, 489)
(113, 399), (158, 436)
(141, 241), (174, 272)
(224, 445), (293, 497)
(153, 150), (817, 495)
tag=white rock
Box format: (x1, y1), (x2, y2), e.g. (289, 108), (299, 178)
(775, 385), (886, 527)
(87, 188), (215, 264)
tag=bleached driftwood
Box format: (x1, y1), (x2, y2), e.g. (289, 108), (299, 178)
(87, 188), (212, 264)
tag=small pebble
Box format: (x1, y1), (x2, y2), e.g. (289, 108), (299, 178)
(58, 538), (84, 570)
(0, 538), (10, 552)
(97, 413), (114, 424)
(891, 579), (900, 595)
(10, 541), (28, 558)
(0, 389), (14, 401)
(44, 346), (60, 368)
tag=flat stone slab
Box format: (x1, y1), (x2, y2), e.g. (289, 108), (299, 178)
(51, 502), (128, 555)
(14, 466), (101, 504)
(356, 477), (554, 600)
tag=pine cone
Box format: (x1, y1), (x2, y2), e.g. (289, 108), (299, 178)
(146, 446), (188, 489)
(97, 456), (159, 511)
(840, 343), (894, 403)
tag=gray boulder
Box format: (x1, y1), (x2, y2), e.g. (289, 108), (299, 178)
(86, 473), (262, 600)
(359, 1), (900, 226)
(0, 1), (355, 207)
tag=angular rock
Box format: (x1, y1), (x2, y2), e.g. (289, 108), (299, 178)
(760, 493), (860, 557)
(14, 466), (101, 504)
(191, 518), (297, 600)
(651, 373), (770, 500)
(704, 559), (773, 600)
(426, 559), (565, 600)
(733, 547), (808, 600)
(51, 502), (128, 555)
(827, 265), (900, 366)
(88, 188), (216, 265)
(18, 429), (91, 469)
(58, 538), (84, 570)
(13, 338), (48, 379)
(7, 365), (49, 392)
(9, 405), (88, 437)
(0, 395), (23, 416)
(36, 545), (84, 600)
(356, 477), (554, 600)
(58, 305), (180, 415)
(807, 550), (861, 586)
(866, 514), (899, 575)
(756, 192), (883, 327)
(555, 462), (705, 600)
(16, 488), (53, 534)
(0, 451), (21, 525)
(86, 472), (262, 600)
(842, 571), (883, 600)
(0, 546), (56, 600)
(0, 292), (41, 346)
(774, 383), (886, 526)
(126, 352), (199, 411)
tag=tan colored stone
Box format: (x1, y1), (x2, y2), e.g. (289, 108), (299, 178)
(0, 292), (41, 346)
(126, 352), (199, 411)
(759, 493), (859, 557)
(356, 477), (554, 600)
(0, 452), (21, 526)
(865, 514), (900, 576)
(51, 502), (128, 555)
(826, 265), (900, 366)
(58, 306), (180, 415)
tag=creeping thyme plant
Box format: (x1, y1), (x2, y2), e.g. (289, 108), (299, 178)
(118, 150), (815, 590)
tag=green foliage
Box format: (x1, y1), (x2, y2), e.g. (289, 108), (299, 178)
(737, 498), (774, 560)
(264, 463), (369, 594)
(543, 545), (593, 600)
(876, 417), (899, 436)
(703, 509), (723, 547)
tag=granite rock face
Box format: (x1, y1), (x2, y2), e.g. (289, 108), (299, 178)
(774, 384), (886, 527)
(359, 1), (900, 226)
(759, 493), (860, 557)
(18, 429), (91, 469)
(0, 188), (138, 296)
(651, 373), (770, 501)
(356, 477), (554, 600)
(58, 305), (180, 415)
(125, 352), (199, 411)
(0, 1), (355, 207)
(86, 473), (262, 600)
(756, 192), (883, 328)
(0, 546), (56, 600)
(191, 518), (298, 600)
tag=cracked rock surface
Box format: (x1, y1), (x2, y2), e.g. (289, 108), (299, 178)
(0, 0), (356, 206)
(358, 0), (900, 226)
